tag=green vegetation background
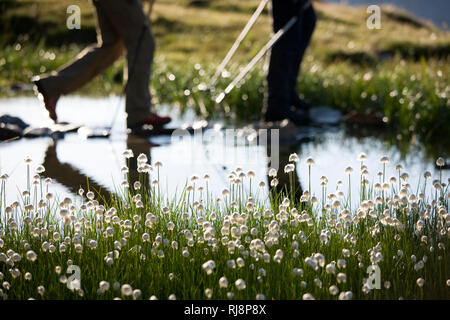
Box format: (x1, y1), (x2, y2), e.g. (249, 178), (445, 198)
(0, 0), (449, 156)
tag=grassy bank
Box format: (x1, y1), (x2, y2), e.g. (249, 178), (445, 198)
(0, 152), (449, 300)
(0, 0), (449, 152)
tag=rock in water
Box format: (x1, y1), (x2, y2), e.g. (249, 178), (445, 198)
(309, 106), (342, 125)
(0, 115), (28, 141)
(0, 114), (29, 130)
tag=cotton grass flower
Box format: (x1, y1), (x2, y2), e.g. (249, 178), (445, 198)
(416, 278), (425, 287)
(436, 157), (445, 167)
(235, 279), (246, 291)
(35, 165), (45, 174)
(284, 164), (295, 173)
(302, 293), (315, 300)
(99, 281), (110, 291)
(337, 273), (347, 284)
(205, 288), (213, 299)
(26, 250), (37, 262)
(337, 259), (346, 269)
(270, 178), (278, 187)
(37, 285), (45, 296)
(380, 156), (389, 163)
(384, 281), (391, 289)
(154, 161), (163, 168)
(122, 149), (133, 158)
(219, 277), (229, 289)
(86, 191), (95, 200)
(121, 284), (133, 296)
(293, 268), (304, 277)
(132, 289), (142, 300)
(329, 285), (339, 296)
(202, 260), (216, 275)
(256, 293), (265, 300)
(338, 291), (353, 300)
(305, 157), (315, 166)
(326, 263), (336, 274)
(268, 168), (277, 177)
(357, 153), (367, 162)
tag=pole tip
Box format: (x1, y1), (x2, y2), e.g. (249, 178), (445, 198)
(215, 92), (225, 104)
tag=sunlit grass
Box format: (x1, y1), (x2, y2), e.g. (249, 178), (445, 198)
(1, 1), (449, 152)
(0, 151), (448, 300)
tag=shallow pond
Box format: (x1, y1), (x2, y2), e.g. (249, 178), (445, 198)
(0, 97), (448, 210)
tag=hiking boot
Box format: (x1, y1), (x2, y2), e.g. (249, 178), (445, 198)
(291, 94), (312, 112)
(142, 114), (172, 126)
(128, 113), (172, 135)
(264, 108), (310, 126)
(32, 76), (59, 123)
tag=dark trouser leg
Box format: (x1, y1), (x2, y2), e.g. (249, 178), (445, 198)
(265, 45), (297, 121)
(265, 0), (300, 120)
(290, 5), (316, 106)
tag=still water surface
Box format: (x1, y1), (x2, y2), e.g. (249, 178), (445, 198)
(0, 97), (446, 210)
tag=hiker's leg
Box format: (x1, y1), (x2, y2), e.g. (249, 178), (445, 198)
(99, 0), (153, 127)
(123, 22), (154, 127)
(290, 5), (316, 104)
(265, 44), (297, 120)
(38, 1), (124, 95)
(265, 0), (299, 119)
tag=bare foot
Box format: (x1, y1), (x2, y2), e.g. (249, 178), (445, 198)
(32, 77), (60, 123)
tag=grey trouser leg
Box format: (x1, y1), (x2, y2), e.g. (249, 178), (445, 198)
(38, 0), (154, 127)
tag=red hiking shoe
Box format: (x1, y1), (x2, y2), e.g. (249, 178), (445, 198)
(136, 114), (172, 127)
(32, 77), (59, 123)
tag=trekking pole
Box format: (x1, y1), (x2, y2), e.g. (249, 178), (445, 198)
(209, 0), (269, 89)
(262, 0), (273, 73)
(215, 16), (298, 104)
(146, 0), (155, 17)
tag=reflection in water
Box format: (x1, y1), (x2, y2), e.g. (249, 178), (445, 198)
(39, 128), (306, 208)
(41, 135), (158, 205)
(43, 140), (115, 203)
(266, 138), (303, 200)
(126, 134), (154, 193)
(0, 97), (447, 211)
(47, 140), (303, 212)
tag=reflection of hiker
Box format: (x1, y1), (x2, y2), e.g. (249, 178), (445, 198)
(265, 138), (303, 201)
(43, 140), (113, 203)
(32, 0), (171, 132)
(42, 135), (155, 203)
(264, 0), (316, 125)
